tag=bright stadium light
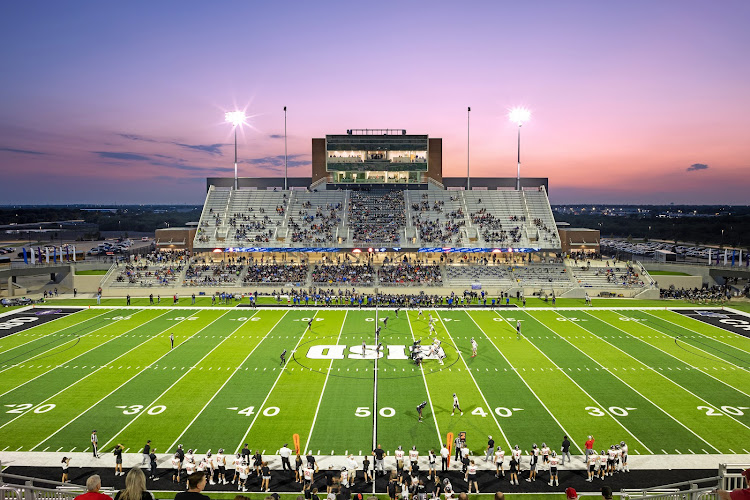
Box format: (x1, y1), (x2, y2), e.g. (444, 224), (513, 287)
(225, 110), (247, 189)
(508, 106), (531, 190)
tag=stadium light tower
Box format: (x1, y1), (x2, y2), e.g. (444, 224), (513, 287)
(509, 107), (531, 191)
(225, 110), (247, 190)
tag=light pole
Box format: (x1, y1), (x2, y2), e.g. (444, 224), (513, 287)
(284, 106), (288, 191)
(509, 107), (531, 191)
(225, 111), (247, 190)
(467, 106), (471, 190)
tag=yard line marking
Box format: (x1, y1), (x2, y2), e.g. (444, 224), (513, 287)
(0, 310), (177, 432)
(614, 311), (750, 399)
(0, 309), (112, 356)
(593, 311), (750, 434)
(547, 311), (720, 453)
(236, 312), (321, 454)
(436, 311), (511, 451)
(167, 310), (287, 451)
(101, 310), (243, 451)
(30, 309), (207, 450)
(0, 309), (129, 379)
(303, 311), (345, 455)
(466, 311), (581, 454)
(406, 311), (442, 447)
(642, 310), (750, 371)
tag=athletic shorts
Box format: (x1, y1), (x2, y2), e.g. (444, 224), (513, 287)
(589, 465), (595, 472)
(550, 467), (557, 474)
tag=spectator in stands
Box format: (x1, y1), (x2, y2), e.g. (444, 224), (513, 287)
(716, 469), (750, 500)
(74, 475), (111, 500)
(115, 468), (154, 500)
(175, 472), (210, 500)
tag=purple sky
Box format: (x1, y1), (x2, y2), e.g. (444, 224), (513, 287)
(1, 1), (749, 205)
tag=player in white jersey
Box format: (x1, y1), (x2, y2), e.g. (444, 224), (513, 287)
(409, 446), (419, 471)
(540, 443), (550, 470)
(494, 446), (505, 478)
(171, 453), (181, 482)
(394, 446), (405, 471)
(516, 320), (522, 339)
(598, 450), (607, 480)
(607, 445), (616, 476)
(586, 452), (598, 482)
(185, 457), (196, 476)
(205, 451), (216, 484)
(185, 449), (194, 467)
(548, 451), (559, 486)
(216, 449), (227, 484)
(303, 464), (314, 492)
(620, 442), (629, 472)
(470, 337), (478, 357)
(238, 463), (249, 492)
(451, 393), (463, 416)
(232, 454), (244, 484)
(418, 307), (423, 318)
(465, 460), (479, 493)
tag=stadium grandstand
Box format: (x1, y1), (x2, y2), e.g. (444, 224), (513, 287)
(100, 129), (658, 299)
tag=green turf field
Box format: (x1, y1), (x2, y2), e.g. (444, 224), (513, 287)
(0, 304), (748, 457)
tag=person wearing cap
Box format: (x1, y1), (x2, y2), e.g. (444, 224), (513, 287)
(716, 469), (750, 500)
(485, 436), (495, 462)
(566, 487), (578, 500)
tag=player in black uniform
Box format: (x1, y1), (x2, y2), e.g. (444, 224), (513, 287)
(383, 317), (388, 328)
(280, 349), (287, 366)
(395, 307), (400, 319)
(307, 319), (313, 331)
(417, 401), (427, 422)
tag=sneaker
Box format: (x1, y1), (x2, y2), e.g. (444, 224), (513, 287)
(461, 412), (464, 415)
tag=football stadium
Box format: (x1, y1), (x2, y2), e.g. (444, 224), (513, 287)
(1, 127), (749, 500)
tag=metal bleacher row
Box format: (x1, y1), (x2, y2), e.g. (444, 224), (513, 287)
(193, 186), (560, 249)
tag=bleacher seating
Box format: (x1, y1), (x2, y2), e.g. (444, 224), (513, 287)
(445, 265), (514, 287)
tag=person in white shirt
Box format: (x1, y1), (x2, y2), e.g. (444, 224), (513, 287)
(171, 453), (181, 483)
(427, 449), (437, 479)
(409, 446), (419, 471)
(205, 451), (216, 485)
(279, 443), (293, 471)
(494, 446), (505, 478)
(439, 444), (449, 472)
(347, 455), (357, 484)
(464, 459), (478, 492)
(540, 443), (550, 470)
(586, 451), (598, 482)
(216, 449), (227, 485)
(620, 442), (629, 472)
(238, 463), (249, 492)
(470, 337), (478, 357)
(394, 446), (405, 472)
(598, 450), (608, 480)
(232, 453), (244, 484)
(548, 451), (559, 486)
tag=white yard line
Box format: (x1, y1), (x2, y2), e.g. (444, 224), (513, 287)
(29, 310), (207, 450)
(0, 309), (112, 356)
(612, 310), (750, 399)
(405, 311), (442, 446)
(235, 311), (321, 454)
(166, 310), (286, 451)
(502, 310), (652, 453)
(434, 310), (510, 450)
(100, 310), (240, 451)
(584, 310), (750, 434)
(0, 310), (175, 432)
(0, 309), (126, 377)
(464, 311), (580, 454)
(0, 309), (158, 399)
(548, 310), (721, 453)
(303, 311), (346, 454)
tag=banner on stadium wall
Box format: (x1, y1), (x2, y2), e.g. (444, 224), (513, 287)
(220, 246), (542, 253)
(418, 247), (540, 253)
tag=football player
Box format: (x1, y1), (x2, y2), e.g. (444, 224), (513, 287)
(451, 393), (463, 416)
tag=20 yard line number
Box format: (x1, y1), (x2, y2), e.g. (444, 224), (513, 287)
(5, 403), (56, 414)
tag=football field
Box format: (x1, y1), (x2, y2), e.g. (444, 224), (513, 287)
(0, 305), (749, 458)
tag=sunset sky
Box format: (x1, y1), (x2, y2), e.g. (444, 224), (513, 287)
(1, 1), (749, 205)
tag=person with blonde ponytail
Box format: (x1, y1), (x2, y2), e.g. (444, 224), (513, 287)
(115, 468), (154, 500)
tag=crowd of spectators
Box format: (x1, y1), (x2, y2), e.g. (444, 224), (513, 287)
(290, 202), (342, 244)
(243, 264), (308, 284)
(184, 259), (243, 286)
(378, 263), (443, 285)
(349, 191), (405, 244)
(470, 209), (523, 245)
(114, 251), (188, 286)
(311, 263), (374, 284)
(660, 284), (731, 301)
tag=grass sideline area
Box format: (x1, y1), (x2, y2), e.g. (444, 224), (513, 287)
(74, 269), (109, 275)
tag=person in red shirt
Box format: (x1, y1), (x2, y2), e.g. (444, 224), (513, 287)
(584, 435), (595, 458)
(74, 475), (112, 500)
(716, 469), (750, 500)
